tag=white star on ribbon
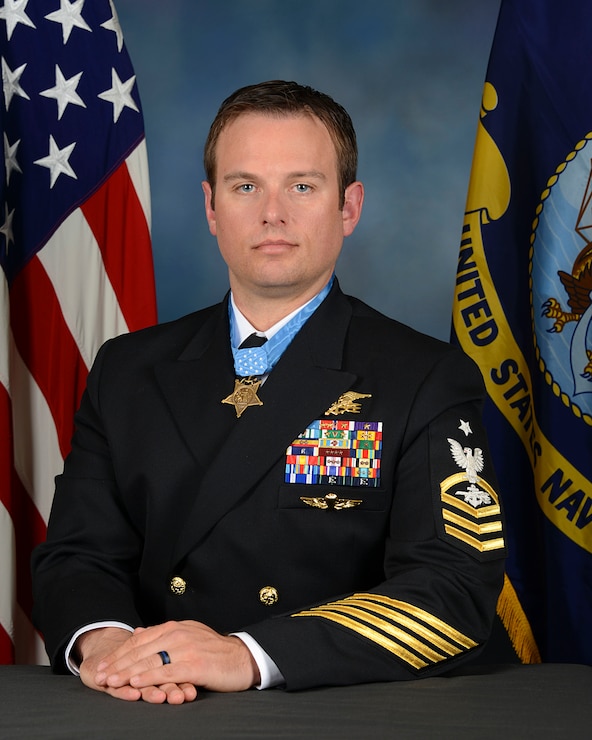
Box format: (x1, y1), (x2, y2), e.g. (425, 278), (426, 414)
(0, 0), (36, 40)
(4, 132), (22, 185)
(40, 65), (86, 120)
(458, 419), (473, 437)
(45, 0), (91, 44)
(101, 0), (124, 52)
(0, 203), (15, 252)
(98, 68), (138, 122)
(34, 135), (77, 189)
(1, 58), (30, 110)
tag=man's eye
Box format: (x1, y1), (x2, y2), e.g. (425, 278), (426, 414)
(295, 183), (310, 192)
(239, 184), (255, 193)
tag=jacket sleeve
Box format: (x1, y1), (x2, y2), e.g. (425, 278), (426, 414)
(244, 349), (507, 690)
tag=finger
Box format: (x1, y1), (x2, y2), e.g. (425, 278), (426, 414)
(158, 682), (194, 705)
(180, 682), (199, 702)
(138, 685), (167, 704)
(81, 673), (143, 702)
(134, 682), (197, 705)
(105, 685), (143, 702)
(99, 651), (168, 688)
(91, 678), (179, 705)
(128, 662), (176, 691)
(96, 626), (164, 673)
(90, 676), (172, 704)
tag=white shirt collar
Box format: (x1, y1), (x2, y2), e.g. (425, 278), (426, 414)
(230, 292), (320, 347)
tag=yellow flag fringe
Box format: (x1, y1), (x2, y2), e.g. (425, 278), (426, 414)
(496, 573), (542, 664)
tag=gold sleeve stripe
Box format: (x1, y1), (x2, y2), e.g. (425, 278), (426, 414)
(310, 603), (447, 663)
(293, 609), (429, 670)
(444, 524), (506, 552)
(347, 594), (478, 649)
(443, 509), (503, 535)
(329, 597), (463, 656)
(291, 594), (479, 669)
(439, 475), (505, 554)
(441, 491), (501, 518)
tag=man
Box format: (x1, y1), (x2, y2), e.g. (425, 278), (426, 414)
(32, 80), (506, 704)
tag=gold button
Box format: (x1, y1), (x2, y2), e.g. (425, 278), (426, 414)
(259, 586), (279, 606)
(170, 576), (186, 595)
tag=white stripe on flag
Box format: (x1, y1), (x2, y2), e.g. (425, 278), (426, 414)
(0, 268), (10, 390)
(37, 209), (129, 371)
(13, 603), (47, 666)
(0, 503), (16, 650)
(10, 342), (62, 524)
(126, 139), (152, 231)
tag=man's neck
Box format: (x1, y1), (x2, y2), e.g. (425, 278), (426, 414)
(230, 281), (331, 332)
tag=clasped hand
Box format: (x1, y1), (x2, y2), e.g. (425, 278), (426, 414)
(79, 620), (260, 703)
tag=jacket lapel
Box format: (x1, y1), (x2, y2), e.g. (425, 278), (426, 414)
(154, 301), (238, 470)
(172, 285), (358, 562)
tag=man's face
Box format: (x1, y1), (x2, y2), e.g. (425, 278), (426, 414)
(202, 112), (363, 307)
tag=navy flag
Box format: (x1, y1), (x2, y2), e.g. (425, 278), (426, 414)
(453, 0), (592, 664)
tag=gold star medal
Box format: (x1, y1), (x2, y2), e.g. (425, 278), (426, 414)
(222, 377), (263, 417)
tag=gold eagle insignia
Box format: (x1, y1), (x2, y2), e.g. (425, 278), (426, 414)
(325, 391), (371, 416)
(300, 492), (362, 510)
(542, 240), (592, 338)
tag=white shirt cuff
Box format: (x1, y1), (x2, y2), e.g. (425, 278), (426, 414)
(231, 631), (285, 689)
(65, 621), (134, 675)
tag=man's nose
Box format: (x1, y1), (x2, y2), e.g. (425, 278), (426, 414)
(261, 189), (288, 225)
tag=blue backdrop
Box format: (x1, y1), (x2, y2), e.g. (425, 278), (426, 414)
(117, 0), (500, 341)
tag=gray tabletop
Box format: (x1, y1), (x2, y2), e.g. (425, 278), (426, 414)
(1, 663), (589, 739)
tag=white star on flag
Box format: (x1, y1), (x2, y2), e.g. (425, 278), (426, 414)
(0, 203), (15, 251)
(98, 67), (139, 122)
(101, 0), (124, 52)
(33, 134), (77, 188)
(4, 132), (22, 185)
(45, 0), (92, 44)
(40, 65), (86, 120)
(0, 0), (36, 40)
(1, 58), (30, 109)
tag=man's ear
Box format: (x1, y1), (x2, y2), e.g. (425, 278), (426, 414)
(342, 181), (364, 237)
(202, 181), (217, 236)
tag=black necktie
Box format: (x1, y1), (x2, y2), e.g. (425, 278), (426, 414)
(239, 333), (267, 349)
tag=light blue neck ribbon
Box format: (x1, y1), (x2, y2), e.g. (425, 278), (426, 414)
(230, 276), (334, 377)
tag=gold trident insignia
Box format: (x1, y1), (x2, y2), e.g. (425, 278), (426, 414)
(325, 391), (371, 416)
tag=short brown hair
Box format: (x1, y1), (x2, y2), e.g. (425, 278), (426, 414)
(204, 80), (358, 209)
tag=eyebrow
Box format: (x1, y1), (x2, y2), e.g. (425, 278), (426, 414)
(222, 170), (327, 183)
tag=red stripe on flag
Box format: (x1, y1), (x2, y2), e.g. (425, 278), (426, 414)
(10, 255), (88, 459)
(0, 384), (46, 664)
(81, 159), (157, 331)
(0, 379), (15, 517)
(0, 624), (14, 665)
(13, 473), (48, 622)
(1, 359), (49, 652)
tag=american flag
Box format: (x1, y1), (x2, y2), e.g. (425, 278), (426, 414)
(1, 0), (157, 663)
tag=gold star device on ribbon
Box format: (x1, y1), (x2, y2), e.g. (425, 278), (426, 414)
(222, 377), (263, 418)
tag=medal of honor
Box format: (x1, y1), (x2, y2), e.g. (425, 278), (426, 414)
(222, 377), (263, 417)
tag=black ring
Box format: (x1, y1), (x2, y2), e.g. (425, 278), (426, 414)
(158, 650), (171, 665)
